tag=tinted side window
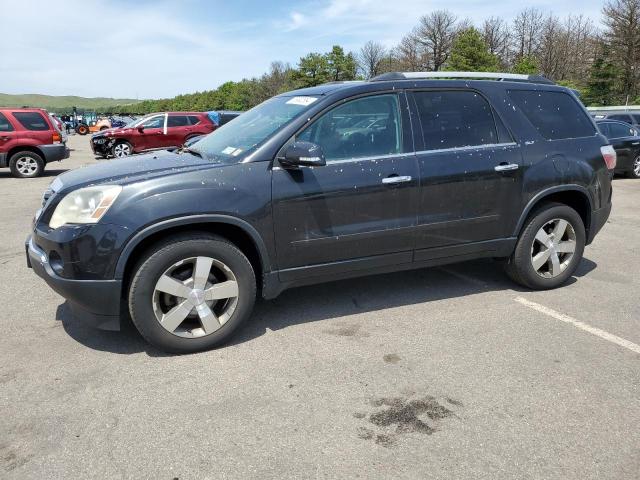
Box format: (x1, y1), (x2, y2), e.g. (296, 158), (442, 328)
(12, 111), (49, 131)
(632, 114), (640, 123)
(167, 116), (189, 127)
(609, 122), (636, 138)
(508, 90), (596, 140)
(413, 91), (499, 150)
(187, 115), (201, 125)
(609, 114), (632, 123)
(597, 122), (610, 137)
(297, 94), (402, 161)
(0, 113), (13, 132)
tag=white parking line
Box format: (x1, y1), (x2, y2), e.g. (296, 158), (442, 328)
(515, 297), (640, 355)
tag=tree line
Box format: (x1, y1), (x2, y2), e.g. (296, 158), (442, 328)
(106, 0), (640, 114)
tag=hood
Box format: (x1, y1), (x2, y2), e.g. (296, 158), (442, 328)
(92, 127), (126, 137)
(51, 150), (215, 192)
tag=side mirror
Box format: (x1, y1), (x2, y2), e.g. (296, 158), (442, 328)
(280, 141), (326, 168)
(137, 125), (145, 133)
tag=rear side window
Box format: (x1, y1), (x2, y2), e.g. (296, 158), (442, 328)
(187, 115), (201, 125)
(12, 111), (49, 131)
(508, 90), (596, 140)
(597, 122), (610, 137)
(631, 114), (640, 123)
(414, 91), (499, 150)
(0, 113), (13, 132)
(167, 115), (190, 127)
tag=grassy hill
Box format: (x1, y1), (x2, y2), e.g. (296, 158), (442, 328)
(0, 93), (142, 113)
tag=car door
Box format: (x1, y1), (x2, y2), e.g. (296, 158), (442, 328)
(603, 121), (640, 171)
(271, 92), (419, 281)
(408, 89), (523, 258)
(166, 115), (192, 147)
(136, 114), (167, 151)
(0, 113), (20, 164)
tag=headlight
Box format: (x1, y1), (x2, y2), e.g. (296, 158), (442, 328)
(49, 185), (122, 229)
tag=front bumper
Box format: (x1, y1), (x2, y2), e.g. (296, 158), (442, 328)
(26, 236), (122, 330)
(90, 137), (113, 156)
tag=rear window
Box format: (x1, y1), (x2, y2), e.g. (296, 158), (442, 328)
(508, 90), (596, 140)
(187, 115), (201, 125)
(609, 114), (632, 123)
(12, 111), (50, 131)
(167, 115), (190, 127)
(0, 112), (13, 132)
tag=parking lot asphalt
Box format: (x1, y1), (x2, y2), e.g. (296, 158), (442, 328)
(1, 135), (639, 479)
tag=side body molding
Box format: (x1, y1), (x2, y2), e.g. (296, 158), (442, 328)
(113, 214), (272, 279)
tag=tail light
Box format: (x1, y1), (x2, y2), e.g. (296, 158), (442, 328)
(600, 145), (616, 170)
(52, 132), (61, 143)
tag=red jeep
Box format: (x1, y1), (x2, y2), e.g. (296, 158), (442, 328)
(0, 108), (69, 178)
(90, 112), (216, 158)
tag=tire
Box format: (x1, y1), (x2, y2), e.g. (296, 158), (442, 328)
(112, 141), (133, 158)
(504, 202), (585, 290)
(128, 234), (256, 353)
(9, 151), (44, 178)
(627, 155), (640, 178)
(76, 124), (89, 135)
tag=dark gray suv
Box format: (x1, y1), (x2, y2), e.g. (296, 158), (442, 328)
(27, 72), (615, 353)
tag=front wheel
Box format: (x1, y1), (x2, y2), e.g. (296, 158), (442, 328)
(112, 141), (132, 158)
(128, 234), (256, 353)
(76, 124), (89, 135)
(627, 155), (640, 178)
(505, 202), (585, 290)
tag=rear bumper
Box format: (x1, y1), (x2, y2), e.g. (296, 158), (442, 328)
(40, 144), (70, 163)
(587, 202), (611, 245)
(26, 236), (122, 330)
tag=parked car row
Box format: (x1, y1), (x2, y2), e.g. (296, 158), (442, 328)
(26, 72), (615, 352)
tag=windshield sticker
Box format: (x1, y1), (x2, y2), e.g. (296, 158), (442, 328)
(286, 96), (317, 106)
(222, 146), (237, 155)
(231, 148), (243, 156)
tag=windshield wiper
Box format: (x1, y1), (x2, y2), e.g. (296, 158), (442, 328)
(181, 147), (202, 158)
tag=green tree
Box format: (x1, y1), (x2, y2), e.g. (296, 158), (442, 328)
(326, 45), (357, 81)
(294, 52), (330, 87)
(445, 27), (500, 72)
(512, 55), (539, 74)
(582, 46), (619, 106)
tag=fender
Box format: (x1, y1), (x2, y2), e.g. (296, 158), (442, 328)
(512, 184), (594, 237)
(113, 214), (272, 279)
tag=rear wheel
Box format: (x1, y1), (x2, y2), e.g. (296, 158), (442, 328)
(112, 141), (132, 158)
(627, 155), (640, 178)
(128, 234), (256, 353)
(9, 151), (44, 178)
(76, 124), (89, 135)
(505, 203), (585, 289)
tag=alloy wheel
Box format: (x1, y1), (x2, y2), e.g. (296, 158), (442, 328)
(633, 156), (640, 177)
(113, 143), (131, 157)
(530, 218), (577, 278)
(152, 256), (239, 338)
(16, 157), (39, 176)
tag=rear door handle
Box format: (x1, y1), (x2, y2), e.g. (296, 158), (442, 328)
(382, 175), (412, 185)
(494, 163), (519, 172)
(632, 142), (639, 145)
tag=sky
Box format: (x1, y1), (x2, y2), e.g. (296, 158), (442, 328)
(0, 0), (606, 99)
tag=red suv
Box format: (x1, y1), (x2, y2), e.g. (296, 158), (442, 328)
(90, 112), (216, 158)
(0, 108), (69, 178)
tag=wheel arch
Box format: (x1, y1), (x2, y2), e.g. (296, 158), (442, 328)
(116, 215), (272, 291)
(7, 146), (45, 164)
(514, 185), (593, 239)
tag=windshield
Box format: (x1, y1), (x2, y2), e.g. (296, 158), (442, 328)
(123, 115), (152, 128)
(191, 95), (319, 163)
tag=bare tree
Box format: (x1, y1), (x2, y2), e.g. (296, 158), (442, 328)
(415, 10), (459, 71)
(394, 33), (429, 70)
(357, 41), (387, 79)
(483, 17), (511, 67)
(513, 8), (545, 59)
(602, 0), (640, 100)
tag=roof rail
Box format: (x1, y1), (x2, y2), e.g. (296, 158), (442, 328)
(369, 71), (555, 85)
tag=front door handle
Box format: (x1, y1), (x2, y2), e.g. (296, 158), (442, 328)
(632, 141), (639, 145)
(382, 175), (412, 185)
(494, 163), (519, 172)
(0, 136), (9, 141)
